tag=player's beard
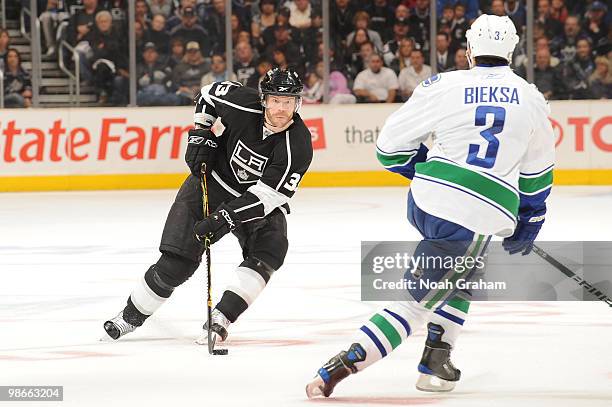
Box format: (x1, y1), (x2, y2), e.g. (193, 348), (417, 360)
(264, 108), (294, 133)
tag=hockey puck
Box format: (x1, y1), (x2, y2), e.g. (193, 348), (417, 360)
(213, 349), (228, 355)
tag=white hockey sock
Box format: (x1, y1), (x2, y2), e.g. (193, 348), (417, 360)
(130, 275), (168, 316)
(353, 301), (428, 371)
(428, 293), (472, 348)
(227, 266), (267, 307)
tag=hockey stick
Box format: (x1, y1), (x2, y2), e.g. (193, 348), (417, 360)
(200, 164), (229, 355)
(532, 244), (612, 307)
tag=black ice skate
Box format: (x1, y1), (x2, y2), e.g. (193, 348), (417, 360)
(305, 343), (366, 398)
(416, 323), (461, 392)
(102, 312), (138, 340)
(195, 309), (231, 346)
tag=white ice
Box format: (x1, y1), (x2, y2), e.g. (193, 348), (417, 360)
(1, 186), (611, 407)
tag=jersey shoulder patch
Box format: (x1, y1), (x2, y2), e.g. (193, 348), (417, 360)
(421, 73), (442, 88)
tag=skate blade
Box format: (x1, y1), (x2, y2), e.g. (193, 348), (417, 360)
(305, 377), (325, 399)
(415, 373), (456, 392)
(195, 331), (222, 346)
(99, 333), (116, 342)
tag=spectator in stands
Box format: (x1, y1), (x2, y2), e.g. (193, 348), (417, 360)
(145, 14), (170, 55)
(453, 47), (469, 70)
(252, 0), (277, 50)
(205, 0), (227, 51)
(303, 10), (323, 65)
(346, 28), (372, 68)
(437, 0), (479, 21)
(350, 40), (375, 77)
(314, 59), (357, 104)
(246, 58), (273, 89)
(450, 3), (469, 50)
(365, 0), (395, 42)
(490, 0), (505, 16)
(316, 41), (347, 74)
(537, 0), (563, 38)
(398, 49), (431, 100)
(302, 67), (324, 104)
(347, 11), (384, 53)
(106, 0), (128, 23)
(2, 49), (32, 108)
(435, 32), (455, 72)
(234, 41), (257, 86)
(332, 0), (357, 40)
(439, 4), (455, 28)
(302, 60), (356, 104)
(170, 6), (210, 56)
(147, 0), (173, 19)
(40, 0), (69, 57)
(285, 0), (312, 30)
(201, 54), (238, 86)
(237, 31), (255, 52)
(135, 0), (151, 29)
(69, 0), (100, 46)
(408, 0), (431, 54)
(551, 15), (584, 64)
(382, 18), (414, 66)
(389, 38), (414, 75)
(550, 0), (569, 24)
(166, 0), (196, 32)
(134, 20), (146, 61)
(395, 4), (409, 21)
(69, 0), (102, 81)
(536, 36), (560, 67)
(560, 37), (596, 99)
(90, 11), (129, 105)
(172, 41), (210, 104)
(353, 52), (399, 103)
(518, 48), (558, 99)
(272, 48), (292, 73)
(505, 0), (526, 30)
(137, 42), (179, 106)
(265, 24), (301, 67)
(515, 35), (561, 70)
(167, 37), (185, 68)
(261, 8), (302, 51)
(589, 56), (612, 99)
(0, 29), (9, 71)
(583, 2), (609, 47)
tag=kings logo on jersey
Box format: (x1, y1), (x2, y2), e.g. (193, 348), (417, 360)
(230, 140), (269, 184)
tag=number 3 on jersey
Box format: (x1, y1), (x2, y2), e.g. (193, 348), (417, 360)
(283, 173), (301, 192)
(466, 105), (506, 169)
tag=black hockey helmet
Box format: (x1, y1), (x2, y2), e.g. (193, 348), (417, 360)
(260, 68), (303, 98)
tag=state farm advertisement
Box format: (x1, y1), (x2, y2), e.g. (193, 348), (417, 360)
(0, 101), (610, 179)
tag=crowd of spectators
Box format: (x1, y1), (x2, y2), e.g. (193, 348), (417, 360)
(2, 0), (611, 107)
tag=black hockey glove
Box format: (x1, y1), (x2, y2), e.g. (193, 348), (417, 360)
(194, 204), (241, 246)
(185, 128), (218, 176)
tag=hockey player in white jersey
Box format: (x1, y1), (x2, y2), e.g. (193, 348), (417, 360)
(306, 14), (555, 398)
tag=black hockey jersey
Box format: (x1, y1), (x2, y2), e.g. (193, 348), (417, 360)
(193, 81), (313, 223)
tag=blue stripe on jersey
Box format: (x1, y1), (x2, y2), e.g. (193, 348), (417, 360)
(360, 325), (387, 357)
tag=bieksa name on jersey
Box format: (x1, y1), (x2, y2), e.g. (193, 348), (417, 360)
(464, 86), (520, 105)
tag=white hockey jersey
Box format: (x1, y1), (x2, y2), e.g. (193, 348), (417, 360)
(377, 66), (555, 237)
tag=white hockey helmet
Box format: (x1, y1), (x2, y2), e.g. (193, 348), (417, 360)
(465, 14), (519, 67)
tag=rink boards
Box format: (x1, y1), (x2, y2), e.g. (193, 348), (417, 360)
(0, 100), (610, 191)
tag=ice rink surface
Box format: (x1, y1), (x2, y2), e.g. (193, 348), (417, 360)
(1, 186), (611, 407)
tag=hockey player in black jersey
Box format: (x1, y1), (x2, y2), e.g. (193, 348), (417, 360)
(103, 68), (313, 346)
